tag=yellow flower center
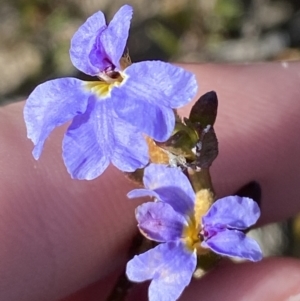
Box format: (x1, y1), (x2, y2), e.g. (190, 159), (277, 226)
(85, 73), (125, 98)
(183, 189), (214, 254)
(183, 217), (200, 251)
(84, 54), (131, 98)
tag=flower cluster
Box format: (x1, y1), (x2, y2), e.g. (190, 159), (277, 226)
(23, 5), (263, 301)
(126, 164), (262, 301)
(24, 5), (197, 180)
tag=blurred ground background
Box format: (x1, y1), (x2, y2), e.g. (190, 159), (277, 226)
(2, 0), (300, 103)
(1, 0), (300, 257)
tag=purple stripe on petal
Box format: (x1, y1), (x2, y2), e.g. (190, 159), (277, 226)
(24, 78), (90, 160)
(100, 5), (133, 70)
(202, 196), (261, 230)
(70, 11), (107, 76)
(136, 202), (187, 242)
(142, 164), (195, 215)
(202, 229), (263, 262)
(62, 97), (110, 180)
(126, 241), (196, 301)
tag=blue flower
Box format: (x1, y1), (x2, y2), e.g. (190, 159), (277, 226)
(24, 5), (197, 180)
(126, 164), (262, 301)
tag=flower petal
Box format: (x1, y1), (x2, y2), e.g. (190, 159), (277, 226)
(202, 229), (263, 261)
(24, 78), (90, 160)
(113, 90), (175, 141)
(136, 202), (187, 242)
(63, 96), (148, 179)
(123, 61), (198, 108)
(99, 5), (133, 70)
(70, 11), (107, 76)
(126, 242), (196, 301)
(142, 164), (195, 215)
(112, 61), (197, 141)
(110, 116), (149, 172)
(127, 188), (160, 200)
(62, 97), (110, 180)
(202, 196), (261, 230)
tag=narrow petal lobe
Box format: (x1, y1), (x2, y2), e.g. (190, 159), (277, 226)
(70, 11), (107, 75)
(127, 188), (160, 200)
(100, 5), (133, 69)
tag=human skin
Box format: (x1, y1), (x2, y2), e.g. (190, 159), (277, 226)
(0, 63), (300, 301)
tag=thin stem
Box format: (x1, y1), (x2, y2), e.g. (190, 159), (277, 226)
(187, 167), (214, 195)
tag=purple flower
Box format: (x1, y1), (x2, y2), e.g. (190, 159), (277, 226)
(126, 164), (262, 301)
(24, 5), (197, 180)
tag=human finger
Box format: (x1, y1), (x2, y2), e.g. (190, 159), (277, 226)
(1, 63), (300, 301)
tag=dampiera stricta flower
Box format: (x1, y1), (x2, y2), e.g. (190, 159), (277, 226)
(24, 5), (197, 180)
(126, 164), (262, 301)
